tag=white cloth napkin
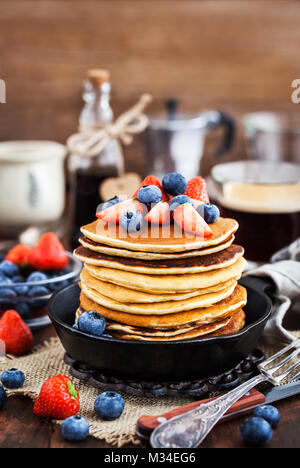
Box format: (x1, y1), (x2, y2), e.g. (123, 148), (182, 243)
(246, 239), (300, 345)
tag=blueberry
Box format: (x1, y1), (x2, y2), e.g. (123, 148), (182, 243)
(0, 261), (19, 278)
(94, 391), (124, 420)
(61, 416), (89, 442)
(0, 288), (17, 300)
(14, 282), (29, 296)
(72, 323), (79, 330)
(240, 417), (273, 446)
(0, 275), (12, 286)
(197, 203), (220, 224)
(0, 384), (7, 410)
(27, 271), (48, 283)
(253, 405), (280, 429)
(27, 286), (49, 297)
(162, 173), (187, 196)
(12, 275), (25, 284)
(119, 210), (144, 234)
(0, 369), (25, 389)
(49, 279), (69, 292)
(77, 311), (106, 337)
(137, 185), (162, 205)
(169, 195), (192, 214)
(97, 196), (122, 214)
(15, 302), (32, 319)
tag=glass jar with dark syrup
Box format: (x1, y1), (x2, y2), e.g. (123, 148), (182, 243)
(69, 69), (124, 249)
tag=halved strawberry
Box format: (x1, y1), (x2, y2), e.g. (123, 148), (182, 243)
(96, 199), (145, 223)
(173, 203), (213, 238)
(133, 175), (169, 202)
(145, 202), (170, 225)
(184, 177), (209, 204)
(5, 244), (32, 266)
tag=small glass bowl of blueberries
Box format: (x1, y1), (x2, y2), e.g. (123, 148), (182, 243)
(0, 240), (82, 329)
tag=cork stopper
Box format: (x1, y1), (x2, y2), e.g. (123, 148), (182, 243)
(87, 69), (110, 86)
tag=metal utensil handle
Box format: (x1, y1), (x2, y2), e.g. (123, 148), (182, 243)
(150, 374), (266, 449)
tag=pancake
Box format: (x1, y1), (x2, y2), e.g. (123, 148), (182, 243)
(75, 308), (245, 341)
(208, 309), (246, 337)
(80, 278), (237, 315)
(108, 319), (233, 342)
(85, 256), (247, 293)
(79, 284), (247, 328)
(79, 235), (235, 260)
(80, 270), (238, 304)
(74, 244), (244, 275)
(81, 217), (239, 253)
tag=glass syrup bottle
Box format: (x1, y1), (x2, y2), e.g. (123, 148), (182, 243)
(69, 69), (124, 249)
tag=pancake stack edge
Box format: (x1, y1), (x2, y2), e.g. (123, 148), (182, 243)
(74, 217), (248, 341)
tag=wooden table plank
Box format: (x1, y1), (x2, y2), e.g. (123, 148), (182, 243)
(0, 323), (299, 448)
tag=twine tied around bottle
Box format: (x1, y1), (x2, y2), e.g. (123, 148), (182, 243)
(67, 93), (153, 158)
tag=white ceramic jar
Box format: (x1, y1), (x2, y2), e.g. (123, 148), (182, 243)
(0, 141), (66, 235)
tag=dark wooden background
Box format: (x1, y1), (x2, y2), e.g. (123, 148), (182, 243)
(0, 0), (300, 175)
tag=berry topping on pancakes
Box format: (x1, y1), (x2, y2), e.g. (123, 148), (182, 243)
(145, 201), (170, 225)
(133, 175), (169, 201)
(184, 176), (209, 204)
(173, 203), (213, 238)
(162, 172), (187, 196)
(96, 199), (145, 223)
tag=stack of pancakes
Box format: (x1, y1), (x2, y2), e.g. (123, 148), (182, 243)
(74, 217), (248, 341)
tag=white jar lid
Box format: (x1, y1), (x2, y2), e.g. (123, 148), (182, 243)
(0, 141), (66, 163)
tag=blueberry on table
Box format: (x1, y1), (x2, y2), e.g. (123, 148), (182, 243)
(94, 391), (125, 420)
(169, 195), (192, 214)
(137, 185), (162, 205)
(253, 405), (280, 429)
(197, 203), (220, 224)
(162, 173), (187, 196)
(0, 384), (7, 409)
(120, 210), (144, 234)
(0, 369), (25, 389)
(77, 311), (106, 337)
(0, 261), (19, 278)
(240, 417), (273, 446)
(61, 416), (90, 442)
(26, 271), (48, 283)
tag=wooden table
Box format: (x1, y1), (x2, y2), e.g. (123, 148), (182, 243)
(0, 324), (299, 448)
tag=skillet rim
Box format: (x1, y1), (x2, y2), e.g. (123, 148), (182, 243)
(47, 279), (272, 346)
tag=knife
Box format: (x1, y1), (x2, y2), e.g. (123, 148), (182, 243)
(136, 380), (300, 443)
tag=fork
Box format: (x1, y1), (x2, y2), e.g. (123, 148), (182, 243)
(150, 338), (300, 448)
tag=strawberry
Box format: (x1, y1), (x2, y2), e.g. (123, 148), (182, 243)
(96, 199), (145, 223)
(34, 375), (80, 420)
(133, 175), (169, 202)
(0, 310), (34, 356)
(5, 244), (32, 266)
(145, 202), (170, 225)
(173, 203), (213, 238)
(30, 233), (68, 271)
(184, 177), (210, 204)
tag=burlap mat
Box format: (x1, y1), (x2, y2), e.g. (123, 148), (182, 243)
(0, 333), (299, 447)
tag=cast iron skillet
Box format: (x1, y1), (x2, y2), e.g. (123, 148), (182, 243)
(47, 276), (273, 381)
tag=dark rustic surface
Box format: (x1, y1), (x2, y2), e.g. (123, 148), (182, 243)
(0, 323), (299, 448)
